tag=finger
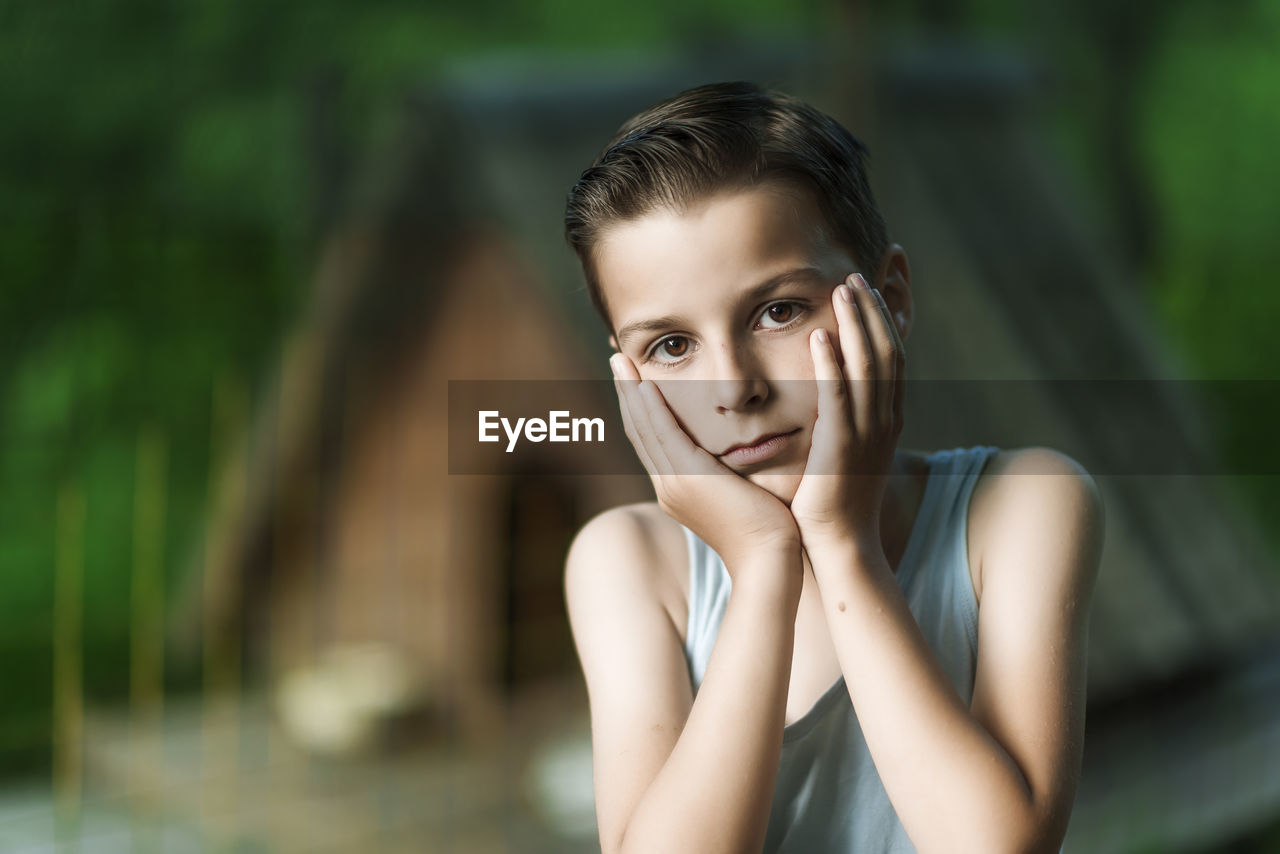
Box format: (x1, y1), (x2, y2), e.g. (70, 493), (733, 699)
(810, 322), (847, 383)
(808, 327), (850, 476)
(876, 290), (908, 437)
(834, 276), (875, 440)
(611, 355), (679, 477)
(612, 369), (657, 475)
(639, 379), (719, 476)
(632, 382), (678, 476)
(864, 286), (898, 433)
(610, 354), (660, 476)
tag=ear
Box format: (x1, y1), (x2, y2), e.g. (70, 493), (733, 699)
(873, 243), (913, 341)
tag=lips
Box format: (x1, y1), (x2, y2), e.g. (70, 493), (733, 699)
(717, 428), (801, 466)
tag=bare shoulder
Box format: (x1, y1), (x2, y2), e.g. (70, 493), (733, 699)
(563, 501), (696, 853)
(565, 501), (689, 641)
(966, 447), (1106, 847)
(969, 446), (1105, 603)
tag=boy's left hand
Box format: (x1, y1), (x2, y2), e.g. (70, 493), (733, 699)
(790, 273), (906, 555)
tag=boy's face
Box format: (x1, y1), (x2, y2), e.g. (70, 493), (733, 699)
(597, 182), (894, 504)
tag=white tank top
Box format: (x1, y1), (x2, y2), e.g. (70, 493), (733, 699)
(681, 445), (1001, 853)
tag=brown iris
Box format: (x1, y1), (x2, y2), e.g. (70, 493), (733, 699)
(660, 337), (689, 357)
(766, 303), (794, 323)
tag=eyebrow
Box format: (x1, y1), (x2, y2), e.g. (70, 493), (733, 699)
(615, 266), (827, 349)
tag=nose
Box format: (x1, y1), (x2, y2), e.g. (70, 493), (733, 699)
(710, 342), (769, 413)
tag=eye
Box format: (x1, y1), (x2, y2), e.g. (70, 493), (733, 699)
(645, 334), (694, 366)
(756, 300), (806, 329)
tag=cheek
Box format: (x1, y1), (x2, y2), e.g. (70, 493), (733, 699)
(766, 325), (824, 381)
(649, 379), (715, 445)
(775, 371), (820, 428)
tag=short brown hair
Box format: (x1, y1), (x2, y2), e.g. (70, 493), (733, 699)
(564, 81), (888, 332)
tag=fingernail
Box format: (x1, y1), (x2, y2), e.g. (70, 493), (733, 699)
(608, 354), (621, 377)
(872, 288), (885, 304)
(839, 284), (855, 304)
(851, 273), (869, 290)
(815, 328), (828, 344)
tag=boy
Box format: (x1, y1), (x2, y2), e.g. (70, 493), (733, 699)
(562, 81), (1103, 854)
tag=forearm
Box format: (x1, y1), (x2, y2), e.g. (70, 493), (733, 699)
(619, 547), (802, 854)
(806, 540), (1046, 854)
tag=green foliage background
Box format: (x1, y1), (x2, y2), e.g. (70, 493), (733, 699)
(0, 0), (819, 779)
(1, 0), (1276, 785)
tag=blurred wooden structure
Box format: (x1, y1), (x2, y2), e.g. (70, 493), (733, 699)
(66, 41), (1280, 854)
(864, 43), (1280, 852)
(871, 45), (1280, 851)
(168, 89), (648, 744)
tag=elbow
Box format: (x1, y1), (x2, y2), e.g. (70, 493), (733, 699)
(602, 822), (626, 854)
(1005, 837), (1067, 854)
(949, 831), (1061, 854)
(608, 816), (643, 854)
(989, 771), (1072, 854)
(611, 817), (760, 854)
(998, 807), (1071, 854)
(931, 803), (1068, 854)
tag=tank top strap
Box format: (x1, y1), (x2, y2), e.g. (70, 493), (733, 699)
(682, 524), (732, 692)
(927, 445), (1001, 534)
(900, 445), (1002, 657)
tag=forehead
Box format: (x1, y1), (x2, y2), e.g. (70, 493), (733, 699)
(596, 184), (851, 338)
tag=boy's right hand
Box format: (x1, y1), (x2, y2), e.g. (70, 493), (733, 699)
(609, 353), (802, 579)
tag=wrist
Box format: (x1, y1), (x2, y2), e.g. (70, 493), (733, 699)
(802, 530), (885, 575)
(800, 520), (879, 552)
(726, 545), (804, 605)
(714, 528), (801, 570)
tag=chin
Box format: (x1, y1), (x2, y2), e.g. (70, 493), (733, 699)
(746, 468), (804, 507)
